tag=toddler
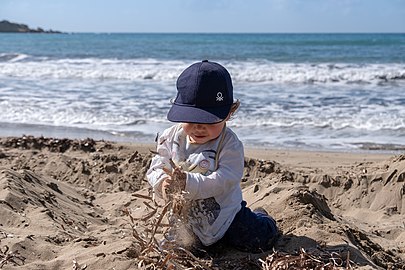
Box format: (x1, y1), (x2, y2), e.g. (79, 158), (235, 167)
(146, 60), (278, 252)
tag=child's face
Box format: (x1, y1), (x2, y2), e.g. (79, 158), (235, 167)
(182, 121), (225, 144)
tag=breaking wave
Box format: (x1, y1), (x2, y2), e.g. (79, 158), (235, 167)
(0, 55), (404, 85)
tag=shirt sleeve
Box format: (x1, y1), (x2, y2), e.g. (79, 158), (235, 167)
(185, 131), (244, 200)
(146, 126), (176, 198)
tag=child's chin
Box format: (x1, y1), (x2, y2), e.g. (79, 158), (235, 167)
(192, 137), (209, 144)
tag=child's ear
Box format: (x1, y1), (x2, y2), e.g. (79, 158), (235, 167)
(225, 100), (240, 121)
(230, 100), (240, 115)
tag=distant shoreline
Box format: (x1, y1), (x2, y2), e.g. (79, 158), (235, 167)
(0, 20), (61, 33)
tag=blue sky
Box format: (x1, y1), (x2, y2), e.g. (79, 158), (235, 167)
(1, 0), (404, 33)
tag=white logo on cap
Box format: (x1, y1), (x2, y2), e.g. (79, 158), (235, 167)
(216, 92), (224, 102)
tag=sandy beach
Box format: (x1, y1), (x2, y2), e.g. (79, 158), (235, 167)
(0, 135), (404, 269)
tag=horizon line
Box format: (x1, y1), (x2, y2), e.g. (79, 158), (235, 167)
(20, 31), (405, 34)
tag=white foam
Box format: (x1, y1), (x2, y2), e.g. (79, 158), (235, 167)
(228, 61), (405, 84)
(0, 58), (404, 85)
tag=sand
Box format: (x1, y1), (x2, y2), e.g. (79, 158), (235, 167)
(0, 136), (404, 269)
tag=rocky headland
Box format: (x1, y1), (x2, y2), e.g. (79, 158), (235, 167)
(0, 20), (61, 33)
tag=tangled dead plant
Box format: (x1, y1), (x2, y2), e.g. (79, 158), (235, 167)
(259, 247), (354, 270)
(124, 191), (212, 269)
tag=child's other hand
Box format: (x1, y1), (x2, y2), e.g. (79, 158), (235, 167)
(161, 176), (172, 195)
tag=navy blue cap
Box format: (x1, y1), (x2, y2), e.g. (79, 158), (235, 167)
(167, 60), (234, 124)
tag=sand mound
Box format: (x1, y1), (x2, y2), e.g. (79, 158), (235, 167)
(242, 156), (405, 269)
(0, 136), (404, 269)
(0, 136), (150, 193)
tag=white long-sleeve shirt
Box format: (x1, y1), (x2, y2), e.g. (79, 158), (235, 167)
(146, 124), (244, 246)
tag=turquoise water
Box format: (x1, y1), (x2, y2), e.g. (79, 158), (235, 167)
(1, 33), (405, 62)
(1, 33), (404, 151)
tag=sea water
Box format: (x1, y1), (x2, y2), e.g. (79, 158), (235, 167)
(0, 33), (404, 152)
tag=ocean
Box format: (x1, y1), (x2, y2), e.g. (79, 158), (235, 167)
(0, 33), (404, 152)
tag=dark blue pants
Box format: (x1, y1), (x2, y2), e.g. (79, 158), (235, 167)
(222, 201), (278, 252)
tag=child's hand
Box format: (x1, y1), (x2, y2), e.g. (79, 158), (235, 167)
(172, 167), (186, 190)
(161, 167), (186, 195)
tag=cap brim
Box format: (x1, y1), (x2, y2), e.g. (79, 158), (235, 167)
(167, 103), (232, 124)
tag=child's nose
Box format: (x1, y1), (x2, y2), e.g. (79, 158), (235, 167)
(195, 124), (206, 130)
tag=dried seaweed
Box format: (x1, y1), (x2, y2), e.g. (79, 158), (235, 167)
(259, 247), (354, 270)
(125, 151), (210, 269)
(124, 192), (212, 270)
